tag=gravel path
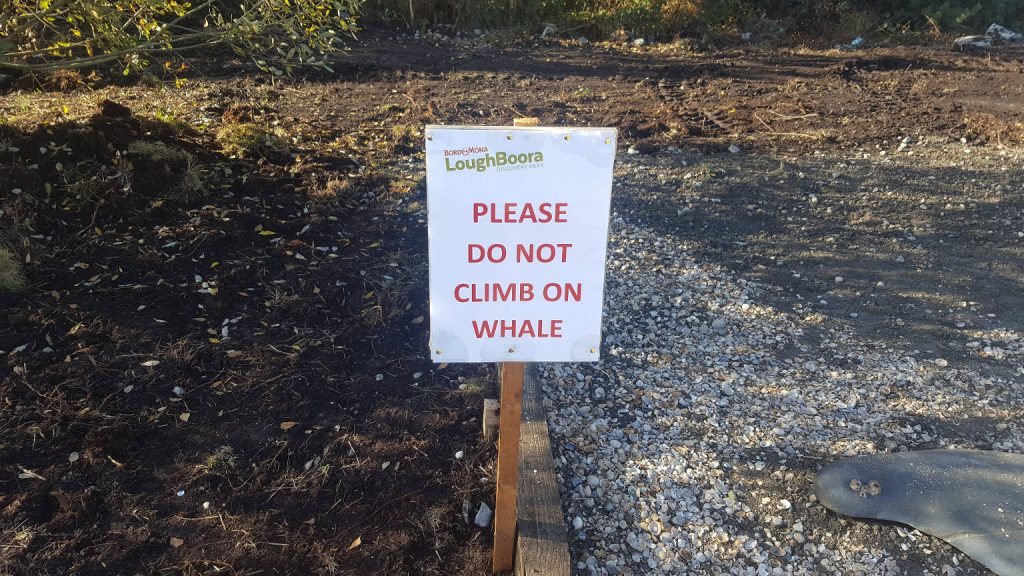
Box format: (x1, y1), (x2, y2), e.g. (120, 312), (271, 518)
(545, 146), (1024, 576)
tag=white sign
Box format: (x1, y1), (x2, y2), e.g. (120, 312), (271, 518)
(426, 125), (617, 363)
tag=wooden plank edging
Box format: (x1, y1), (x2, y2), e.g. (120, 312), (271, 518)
(495, 362), (525, 573)
(515, 365), (571, 576)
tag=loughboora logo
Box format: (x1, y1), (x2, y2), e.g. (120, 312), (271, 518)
(444, 150), (544, 173)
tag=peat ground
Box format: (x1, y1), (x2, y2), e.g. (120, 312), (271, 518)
(1, 30), (1023, 575)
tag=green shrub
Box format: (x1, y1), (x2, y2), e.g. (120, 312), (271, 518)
(864, 0), (1024, 32)
(695, 0), (1024, 37)
(359, 0), (1024, 39)
(0, 0), (362, 76)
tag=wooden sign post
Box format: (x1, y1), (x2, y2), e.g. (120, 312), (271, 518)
(491, 117), (538, 574)
(493, 360), (524, 572)
(424, 117), (616, 574)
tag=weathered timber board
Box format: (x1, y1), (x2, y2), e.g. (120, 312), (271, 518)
(515, 364), (571, 576)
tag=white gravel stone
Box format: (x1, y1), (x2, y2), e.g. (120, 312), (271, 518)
(542, 187), (1023, 575)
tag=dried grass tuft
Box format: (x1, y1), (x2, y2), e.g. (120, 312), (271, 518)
(0, 247), (28, 292)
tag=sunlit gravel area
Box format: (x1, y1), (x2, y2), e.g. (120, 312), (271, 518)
(543, 150), (1024, 576)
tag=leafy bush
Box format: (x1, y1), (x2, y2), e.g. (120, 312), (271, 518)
(0, 0), (362, 76)
(361, 0), (558, 29)
(696, 0), (1024, 37)
(359, 0), (1023, 39)
(568, 0), (690, 36)
(362, 0), (700, 35)
(863, 0), (1024, 33)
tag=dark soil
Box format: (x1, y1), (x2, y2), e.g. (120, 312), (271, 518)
(2, 29), (1023, 575)
(1, 97), (493, 575)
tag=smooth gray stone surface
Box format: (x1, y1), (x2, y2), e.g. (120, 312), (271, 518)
(814, 449), (1024, 576)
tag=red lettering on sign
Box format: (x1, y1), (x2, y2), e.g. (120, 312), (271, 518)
(455, 283), (535, 302)
(542, 282), (582, 302)
(471, 319), (564, 339)
(516, 243), (573, 263)
(468, 243), (507, 263)
(472, 202), (568, 224)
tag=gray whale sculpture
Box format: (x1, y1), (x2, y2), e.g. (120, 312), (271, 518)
(813, 449), (1024, 576)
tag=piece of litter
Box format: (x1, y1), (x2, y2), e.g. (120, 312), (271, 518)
(474, 502), (493, 528)
(18, 467), (45, 480)
(986, 23), (1024, 43)
(954, 35), (992, 49)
